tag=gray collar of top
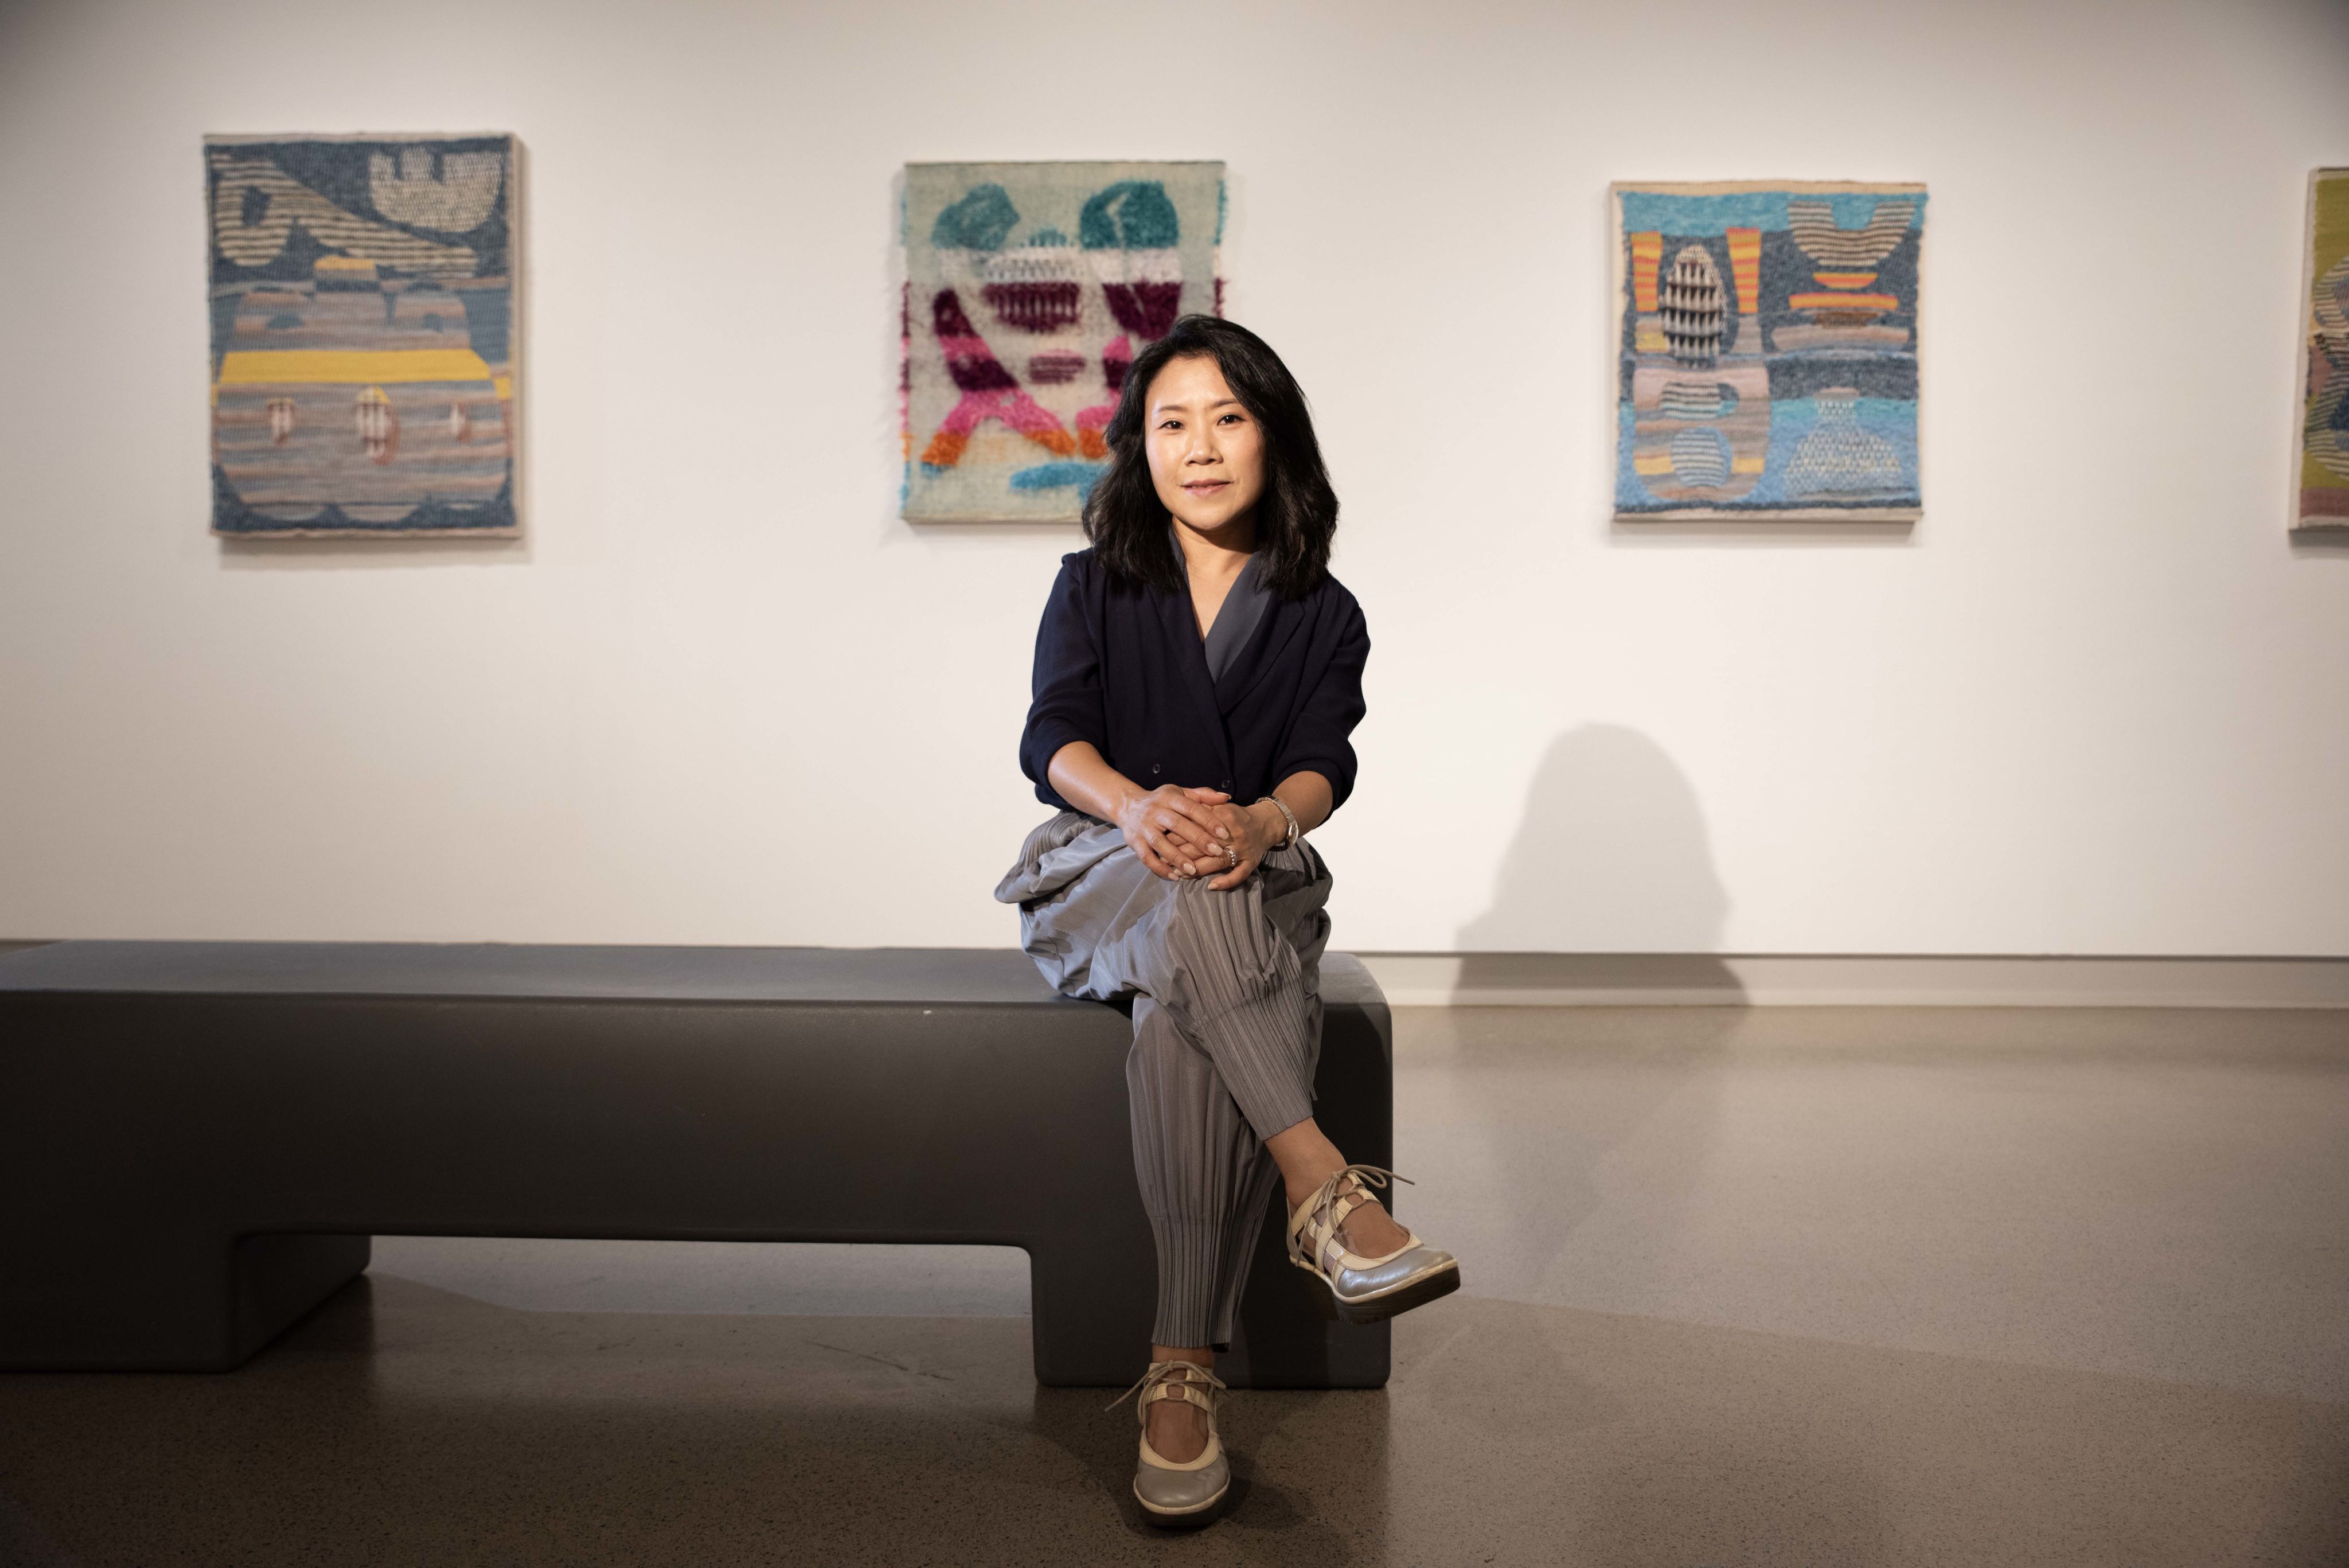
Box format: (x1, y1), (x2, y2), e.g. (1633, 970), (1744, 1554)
(1172, 524), (1273, 682)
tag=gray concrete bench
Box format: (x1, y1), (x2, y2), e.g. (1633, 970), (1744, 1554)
(0, 942), (1391, 1387)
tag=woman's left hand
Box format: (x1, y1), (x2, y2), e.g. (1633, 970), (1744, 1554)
(1188, 799), (1283, 891)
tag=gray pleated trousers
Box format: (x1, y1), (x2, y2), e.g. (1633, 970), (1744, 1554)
(996, 810), (1333, 1349)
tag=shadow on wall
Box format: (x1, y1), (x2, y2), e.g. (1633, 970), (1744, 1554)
(1454, 726), (1743, 1003)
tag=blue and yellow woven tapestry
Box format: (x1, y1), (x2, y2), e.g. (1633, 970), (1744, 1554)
(207, 134), (518, 538)
(2297, 168), (2349, 531)
(902, 161), (1224, 523)
(1613, 181), (1925, 522)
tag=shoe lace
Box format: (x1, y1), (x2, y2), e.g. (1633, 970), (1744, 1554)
(1286, 1163), (1415, 1270)
(1107, 1358), (1227, 1417)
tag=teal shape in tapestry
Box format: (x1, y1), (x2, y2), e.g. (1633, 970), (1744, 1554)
(932, 184), (1021, 252)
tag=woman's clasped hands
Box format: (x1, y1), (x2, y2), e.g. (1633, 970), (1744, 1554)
(1117, 785), (1281, 890)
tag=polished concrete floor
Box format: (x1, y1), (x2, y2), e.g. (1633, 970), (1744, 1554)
(3, 1005), (2346, 1566)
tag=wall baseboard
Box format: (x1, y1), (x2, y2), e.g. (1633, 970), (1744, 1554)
(1357, 953), (2349, 1009)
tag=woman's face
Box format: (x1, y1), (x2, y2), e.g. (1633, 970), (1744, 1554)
(1145, 354), (1265, 540)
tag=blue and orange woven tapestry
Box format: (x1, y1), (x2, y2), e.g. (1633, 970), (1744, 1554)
(2297, 169), (2349, 531)
(207, 134), (518, 538)
(1613, 181), (1925, 522)
(902, 161), (1224, 522)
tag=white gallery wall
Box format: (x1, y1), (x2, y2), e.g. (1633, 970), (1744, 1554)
(2, 0), (2346, 957)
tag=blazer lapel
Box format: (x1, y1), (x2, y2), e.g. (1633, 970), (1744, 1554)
(1215, 594), (1304, 714)
(1160, 589), (1234, 775)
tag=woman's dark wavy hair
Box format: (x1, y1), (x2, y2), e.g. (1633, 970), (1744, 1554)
(1082, 315), (1338, 601)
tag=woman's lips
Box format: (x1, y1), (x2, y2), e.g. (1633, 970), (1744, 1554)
(1184, 481), (1228, 495)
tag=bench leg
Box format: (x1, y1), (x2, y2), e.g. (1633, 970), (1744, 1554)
(233, 1234), (373, 1361)
(1023, 1229), (1155, 1388)
(1219, 1189), (1392, 1388)
(0, 1231), (369, 1372)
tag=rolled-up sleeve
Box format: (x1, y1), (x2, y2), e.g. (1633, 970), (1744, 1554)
(1019, 556), (1106, 804)
(1271, 594), (1371, 812)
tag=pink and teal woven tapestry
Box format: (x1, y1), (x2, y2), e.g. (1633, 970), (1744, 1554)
(207, 134), (518, 538)
(902, 161), (1224, 523)
(1613, 181), (1925, 522)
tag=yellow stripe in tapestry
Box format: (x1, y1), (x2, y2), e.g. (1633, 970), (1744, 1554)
(216, 350), (496, 385)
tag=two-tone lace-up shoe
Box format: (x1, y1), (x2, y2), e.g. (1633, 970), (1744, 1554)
(1286, 1164), (1461, 1323)
(1110, 1359), (1230, 1527)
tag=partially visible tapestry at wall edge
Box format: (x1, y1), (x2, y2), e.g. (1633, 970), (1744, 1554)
(2296, 167), (2349, 532)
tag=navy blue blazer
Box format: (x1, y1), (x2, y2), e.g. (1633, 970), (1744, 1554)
(1019, 549), (1371, 814)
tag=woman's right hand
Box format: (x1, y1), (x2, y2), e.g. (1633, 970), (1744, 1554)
(1118, 785), (1235, 881)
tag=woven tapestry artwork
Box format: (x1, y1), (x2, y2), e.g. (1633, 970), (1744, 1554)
(903, 162), (1224, 522)
(208, 135), (518, 538)
(2297, 169), (2349, 531)
(1613, 181), (1926, 521)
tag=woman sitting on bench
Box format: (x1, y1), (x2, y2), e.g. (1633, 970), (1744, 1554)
(996, 314), (1461, 1529)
